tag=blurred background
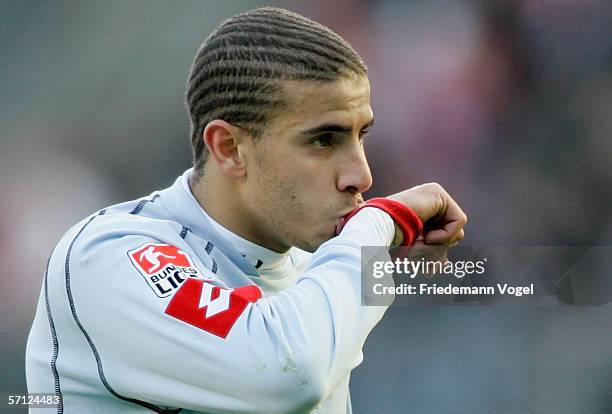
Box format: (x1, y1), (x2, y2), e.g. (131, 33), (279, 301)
(1, 0), (611, 413)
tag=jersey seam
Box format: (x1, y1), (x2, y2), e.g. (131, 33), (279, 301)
(63, 210), (182, 413)
(44, 254), (64, 413)
(129, 194), (160, 215)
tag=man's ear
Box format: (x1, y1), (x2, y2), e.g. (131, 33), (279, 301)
(202, 120), (247, 178)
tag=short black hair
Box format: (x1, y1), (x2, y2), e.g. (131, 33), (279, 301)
(186, 7), (367, 174)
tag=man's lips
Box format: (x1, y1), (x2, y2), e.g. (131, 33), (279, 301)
(335, 203), (363, 235)
(334, 217), (346, 236)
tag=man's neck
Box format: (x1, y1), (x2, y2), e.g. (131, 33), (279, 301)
(189, 169), (290, 253)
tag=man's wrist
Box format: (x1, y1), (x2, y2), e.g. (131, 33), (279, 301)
(339, 208), (395, 247)
(342, 198), (423, 246)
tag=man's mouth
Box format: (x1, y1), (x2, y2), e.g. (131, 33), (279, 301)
(334, 217), (346, 235)
(333, 199), (366, 236)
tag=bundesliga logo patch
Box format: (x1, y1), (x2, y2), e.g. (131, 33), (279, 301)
(128, 243), (205, 297)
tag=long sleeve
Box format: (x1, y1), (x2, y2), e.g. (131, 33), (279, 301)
(26, 206), (409, 413)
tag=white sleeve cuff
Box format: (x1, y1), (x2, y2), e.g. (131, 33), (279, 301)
(339, 207), (395, 247)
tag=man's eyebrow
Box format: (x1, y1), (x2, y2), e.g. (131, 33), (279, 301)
(300, 119), (375, 136)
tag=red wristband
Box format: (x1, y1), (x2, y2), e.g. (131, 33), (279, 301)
(339, 198), (423, 246)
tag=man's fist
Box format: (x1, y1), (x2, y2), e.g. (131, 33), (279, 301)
(387, 183), (467, 246)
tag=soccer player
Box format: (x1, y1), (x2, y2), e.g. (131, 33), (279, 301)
(26, 7), (466, 413)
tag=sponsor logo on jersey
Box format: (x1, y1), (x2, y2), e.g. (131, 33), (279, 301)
(128, 243), (205, 297)
(165, 278), (262, 338)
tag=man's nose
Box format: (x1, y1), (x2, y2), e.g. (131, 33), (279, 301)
(337, 143), (373, 194)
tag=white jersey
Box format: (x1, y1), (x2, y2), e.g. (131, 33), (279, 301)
(26, 168), (403, 413)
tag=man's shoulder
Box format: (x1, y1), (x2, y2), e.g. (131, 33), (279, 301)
(54, 193), (186, 256)
(90, 209), (182, 237)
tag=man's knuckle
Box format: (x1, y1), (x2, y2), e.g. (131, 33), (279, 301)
(426, 182), (442, 191)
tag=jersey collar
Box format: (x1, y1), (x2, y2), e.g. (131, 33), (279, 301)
(158, 169), (289, 277)
(180, 171), (290, 274)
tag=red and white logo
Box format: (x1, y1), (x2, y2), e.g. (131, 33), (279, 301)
(165, 278), (262, 338)
(128, 243), (205, 297)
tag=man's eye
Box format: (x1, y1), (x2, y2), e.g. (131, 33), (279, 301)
(312, 134), (334, 148)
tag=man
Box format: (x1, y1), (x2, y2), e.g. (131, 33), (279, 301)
(26, 7), (466, 413)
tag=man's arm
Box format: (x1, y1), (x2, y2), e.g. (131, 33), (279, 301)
(60, 184), (464, 413)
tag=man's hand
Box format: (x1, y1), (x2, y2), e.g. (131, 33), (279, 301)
(388, 183), (467, 246)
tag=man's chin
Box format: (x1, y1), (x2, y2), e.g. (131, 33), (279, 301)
(297, 241), (322, 254)
(296, 232), (336, 253)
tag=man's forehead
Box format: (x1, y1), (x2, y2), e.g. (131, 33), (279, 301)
(277, 76), (372, 129)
